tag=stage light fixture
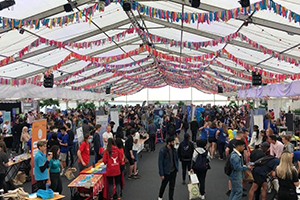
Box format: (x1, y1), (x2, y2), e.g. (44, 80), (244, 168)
(19, 28), (25, 34)
(239, 0), (250, 8)
(63, 1), (77, 12)
(0, 0), (15, 11)
(189, 0), (200, 8)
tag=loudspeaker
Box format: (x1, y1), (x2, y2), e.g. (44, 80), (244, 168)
(218, 86), (223, 93)
(239, 0), (250, 8)
(122, 2), (131, 11)
(106, 87), (111, 94)
(189, 0), (200, 8)
(286, 113), (294, 132)
(43, 74), (54, 88)
(252, 71), (262, 86)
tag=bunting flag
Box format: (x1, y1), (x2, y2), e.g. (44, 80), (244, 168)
(1, 0), (300, 31)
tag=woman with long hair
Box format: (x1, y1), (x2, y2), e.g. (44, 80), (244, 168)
(103, 138), (122, 200)
(0, 141), (8, 192)
(48, 145), (62, 194)
(178, 133), (194, 185)
(249, 125), (262, 149)
(20, 126), (30, 153)
(115, 126), (124, 139)
(276, 151), (299, 200)
(207, 122), (219, 159)
(216, 122), (227, 160)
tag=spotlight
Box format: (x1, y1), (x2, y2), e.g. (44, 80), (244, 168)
(60, 72), (64, 76)
(239, 0), (250, 8)
(63, 1), (77, 12)
(0, 0), (15, 11)
(189, 0), (200, 8)
(122, 1), (131, 11)
(19, 28), (25, 35)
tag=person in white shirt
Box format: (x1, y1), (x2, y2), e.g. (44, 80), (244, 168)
(132, 131), (140, 173)
(102, 125), (113, 149)
(27, 111), (35, 125)
(249, 125), (263, 149)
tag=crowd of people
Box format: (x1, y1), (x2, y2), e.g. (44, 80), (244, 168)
(0, 104), (298, 200)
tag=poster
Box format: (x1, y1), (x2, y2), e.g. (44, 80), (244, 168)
(31, 119), (47, 193)
(109, 108), (119, 132)
(95, 110), (105, 125)
(196, 107), (203, 125)
(76, 127), (83, 144)
(154, 109), (164, 129)
(98, 115), (108, 136)
(1, 111), (11, 134)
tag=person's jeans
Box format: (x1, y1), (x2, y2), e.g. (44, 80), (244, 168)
(66, 145), (74, 167)
(94, 151), (101, 163)
(149, 134), (156, 151)
(159, 170), (177, 200)
(181, 161), (191, 181)
(107, 176), (121, 198)
(191, 130), (197, 142)
(133, 150), (138, 171)
(217, 141), (226, 159)
(195, 170), (207, 196)
(229, 179), (243, 200)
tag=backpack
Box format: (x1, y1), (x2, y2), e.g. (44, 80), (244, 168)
(224, 153), (232, 176)
(254, 155), (275, 166)
(168, 123), (176, 135)
(193, 150), (208, 172)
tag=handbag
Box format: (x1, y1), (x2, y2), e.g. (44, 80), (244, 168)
(188, 183), (201, 200)
(243, 169), (254, 182)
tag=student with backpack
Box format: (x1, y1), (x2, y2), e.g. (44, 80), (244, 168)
(190, 139), (210, 200)
(178, 133), (194, 185)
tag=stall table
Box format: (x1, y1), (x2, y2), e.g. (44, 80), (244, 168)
(68, 174), (103, 199)
(25, 194), (65, 200)
(6, 153), (31, 182)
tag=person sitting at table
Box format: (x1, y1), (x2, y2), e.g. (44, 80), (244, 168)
(20, 126), (30, 153)
(103, 138), (122, 200)
(77, 134), (90, 172)
(34, 140), (52, 190)
(0, 141), (9, 193)
(48, 145), (62, 194)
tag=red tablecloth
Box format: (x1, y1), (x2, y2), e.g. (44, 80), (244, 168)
(80, 161), (124, 200)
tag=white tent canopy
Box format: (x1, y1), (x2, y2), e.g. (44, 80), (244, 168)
(0, 0), (300, 100)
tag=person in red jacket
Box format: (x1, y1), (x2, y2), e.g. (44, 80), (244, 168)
(103, 138), (122, 200)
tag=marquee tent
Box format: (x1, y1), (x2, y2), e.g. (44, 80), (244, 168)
(0, 0), (300, 100)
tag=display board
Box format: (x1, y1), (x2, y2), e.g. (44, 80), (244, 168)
(76, 127), (83, 144)
(98, 115), (108, 136)
(31, 119), (47, 193)
(109, 108), (119, 132)
(253, 115), (264, 133)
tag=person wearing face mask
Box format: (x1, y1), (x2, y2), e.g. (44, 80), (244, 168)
(158, 137), (179, 200)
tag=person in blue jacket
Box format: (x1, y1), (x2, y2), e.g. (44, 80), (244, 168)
(229, 140), (251, 200)
(158, 137), (179, 200)
(207, 122), (219, 159)
(199, 122), (208, 141)
(216, 122), (227, 160)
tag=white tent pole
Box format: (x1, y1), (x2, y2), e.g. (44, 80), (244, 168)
(126, 95), (128, 105)
(213, 94), (216, 106)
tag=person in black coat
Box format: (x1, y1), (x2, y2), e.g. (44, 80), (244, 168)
(190, 117), (199, 142)
(178, 133), (194, 185)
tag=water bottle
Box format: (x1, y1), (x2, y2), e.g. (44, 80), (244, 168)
(46, 183), (49, 190)
(93, 160), (95, 168)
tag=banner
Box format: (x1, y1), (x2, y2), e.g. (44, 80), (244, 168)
(154, 109), (164, 129)
(31, 119), (47, 193)
(109, 108), (119, 132)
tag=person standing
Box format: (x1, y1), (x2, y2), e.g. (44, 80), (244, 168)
(0, 141), (8, 193)
(158, 137), (179, 200)
(48, 145), (63, 194)
(125, 129), (139, 180)
(12, 118), (23, 153)
(276, 151), (299, 200)
(59, 127), (68, 176)
(190, 117), (199, 142)
(103, 138), (122, 200)
(148, 120), (157, 152)
(216, 122), (227, 160)
(77, 134), (90, 172)
(228, 140), (251, 200)
(66, 123), (74, 167)
(190, 140), (210, 199)
(132, 130), (140, 173)
(34, 141), (52, 190)
(178, 133), (194, 185)
(93, 125), (102, 163)
(103, 125), (113, 150)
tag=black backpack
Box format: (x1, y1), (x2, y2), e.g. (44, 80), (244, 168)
(254, 155), (275, 166)
(224, 153), (233, 176)
(193, 150), (208, 171)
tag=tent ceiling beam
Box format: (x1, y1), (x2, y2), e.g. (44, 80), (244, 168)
(144, 0), (300, 37)
(13, 18), (132, 79)
(0, 0), (95, 34)
(140, 15), (300, 62)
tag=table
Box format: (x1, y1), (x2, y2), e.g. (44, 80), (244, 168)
(6, 153), (31, 182)
(25, 194), (65, 200)
(80, 162), (106, 174)
(68, 174), (103, 199)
